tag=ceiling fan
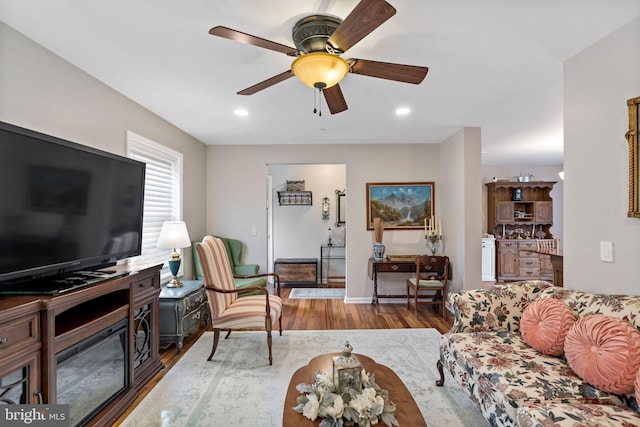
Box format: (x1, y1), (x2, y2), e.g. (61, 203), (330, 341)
(209, 0), (429, 115)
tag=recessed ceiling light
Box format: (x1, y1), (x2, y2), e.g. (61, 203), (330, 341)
(395, 107), (411, 116)
(234, 109), (249, 116)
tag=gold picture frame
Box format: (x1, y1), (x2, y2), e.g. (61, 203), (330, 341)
(366, 182), (434, 230)
(627, 96), (640, 218)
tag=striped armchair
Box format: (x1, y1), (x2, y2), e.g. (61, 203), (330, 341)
(195, 235), (283, 365)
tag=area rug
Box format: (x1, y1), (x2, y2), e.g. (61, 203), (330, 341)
(121, 329), (488, 427)
(289, 287), (346, 299)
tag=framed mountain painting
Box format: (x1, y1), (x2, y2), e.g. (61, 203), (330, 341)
(366, 182), (434, 230)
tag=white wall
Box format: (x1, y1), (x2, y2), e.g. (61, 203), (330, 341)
(268, 163), (346, 265)
(564, 16), (640, 293)
(440, 128), (483, 291)
(0, 22), (208, 279)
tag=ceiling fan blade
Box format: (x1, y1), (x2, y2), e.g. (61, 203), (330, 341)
(237, 70), (294, 95)
(209, 26), (298, 56)
(323, 84), (348, 114)
(327, 0), (396, 53)
(350, 59), (429, 84)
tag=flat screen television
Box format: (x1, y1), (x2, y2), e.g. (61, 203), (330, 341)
(0, 121), (145, 294)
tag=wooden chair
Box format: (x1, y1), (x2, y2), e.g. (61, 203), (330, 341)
(195, 235), (283, 365)
(536, 238), (558, 281)
(536, 238), (558, 251)
(406, 255), (450, 319)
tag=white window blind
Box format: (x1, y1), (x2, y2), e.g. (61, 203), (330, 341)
(126, 131), (183, 281)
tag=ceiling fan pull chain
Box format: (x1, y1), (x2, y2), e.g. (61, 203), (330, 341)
(313, 87), (318, 114)
(312, 87), (323, 116)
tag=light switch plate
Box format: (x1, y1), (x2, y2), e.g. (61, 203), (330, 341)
(600, 241), (613, 262)
(250, 226), (257, 236)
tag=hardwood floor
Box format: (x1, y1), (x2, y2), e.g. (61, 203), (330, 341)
(114, 287), (454, 425)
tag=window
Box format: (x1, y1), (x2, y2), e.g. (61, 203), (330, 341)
(126, 131), (183, 281)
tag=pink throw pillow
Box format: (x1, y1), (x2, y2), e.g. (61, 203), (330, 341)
(520, 298), (576, 356)
(564, 315), (640, 394)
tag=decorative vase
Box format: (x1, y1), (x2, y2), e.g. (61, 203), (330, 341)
(373, 242), (385, 260)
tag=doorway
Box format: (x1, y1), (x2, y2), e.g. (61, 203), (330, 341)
(267, 163), (346, 287)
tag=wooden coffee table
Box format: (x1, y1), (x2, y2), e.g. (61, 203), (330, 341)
(283, 353), (427, 426)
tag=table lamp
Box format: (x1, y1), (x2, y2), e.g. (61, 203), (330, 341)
(157, 221), (191, 287)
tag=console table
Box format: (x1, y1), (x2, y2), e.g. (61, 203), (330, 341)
(368, 257), (418, 312)
(159, 280), (209, 353)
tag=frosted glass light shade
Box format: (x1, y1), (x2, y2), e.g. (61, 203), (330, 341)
(157, 221), (191, 249)
(291, 52), (349, 89)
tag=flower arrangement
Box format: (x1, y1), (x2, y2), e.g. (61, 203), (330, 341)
(293, 369), (398, 427)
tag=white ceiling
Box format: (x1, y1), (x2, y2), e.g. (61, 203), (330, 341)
(1, 0), (639, 165)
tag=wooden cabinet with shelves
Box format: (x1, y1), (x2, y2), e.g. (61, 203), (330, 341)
(487, 181), (556, 238)
(488, 181), (556, 282)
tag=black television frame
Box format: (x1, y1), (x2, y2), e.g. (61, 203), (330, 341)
(0, 121), (145, 288)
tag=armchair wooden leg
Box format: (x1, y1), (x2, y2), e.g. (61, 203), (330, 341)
(224, 329), (232, 339)
(266, 317), (274, 365)
(278, 317), (283, 336)
(436, 359), (445, 386)
(208, 328), (221, 361)
(266, 330), (273, 365)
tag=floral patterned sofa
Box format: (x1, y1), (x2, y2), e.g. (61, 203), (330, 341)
(436, 280), (640, 426)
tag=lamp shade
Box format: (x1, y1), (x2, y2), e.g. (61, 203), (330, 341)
(291, 52), (349, 89)
(157, 221), (191, 249)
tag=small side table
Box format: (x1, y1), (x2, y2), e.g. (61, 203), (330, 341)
(159, 280), (209, 353)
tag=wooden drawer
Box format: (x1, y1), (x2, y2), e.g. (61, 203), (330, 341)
(519, 268), (540, 278)
(499, 241), (518, 249)
(519, 257), (539, 268)
(518, 240), (537, 250)
(131, 276), (158, 300)
(375, 262), (414, 273)
(0, 312), (39, 357)
(183, 288), (207, 314)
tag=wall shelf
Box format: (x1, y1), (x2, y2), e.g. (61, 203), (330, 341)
(278, 191), (312, 205)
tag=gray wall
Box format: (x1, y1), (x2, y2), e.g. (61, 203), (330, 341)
(0, 22), (208, 279)
(563, 16), (640, 293)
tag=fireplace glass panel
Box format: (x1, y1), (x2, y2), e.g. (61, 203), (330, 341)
(56, 318), (128, 426)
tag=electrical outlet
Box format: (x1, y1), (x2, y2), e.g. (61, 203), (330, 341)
(600, 241), (613, 262)
(250, 226), (257, 236)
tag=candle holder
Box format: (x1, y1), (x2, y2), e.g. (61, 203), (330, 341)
(425, 233), (442, 255)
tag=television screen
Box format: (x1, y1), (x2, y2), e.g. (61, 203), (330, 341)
(0, 121), (145, 290)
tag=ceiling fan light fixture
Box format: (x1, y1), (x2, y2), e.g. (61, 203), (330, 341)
(291, 52), (349, 89)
